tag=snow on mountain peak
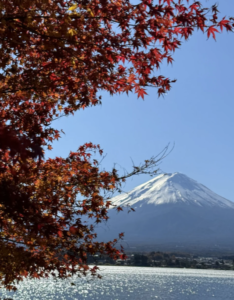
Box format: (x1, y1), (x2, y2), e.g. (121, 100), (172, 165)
(111, 172), (234, 209)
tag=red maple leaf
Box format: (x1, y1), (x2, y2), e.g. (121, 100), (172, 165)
(137, 88), (148, 99)
(207, 26), (219, 40)
(219, 19), (230, 32)
(57, 231), (63, 238)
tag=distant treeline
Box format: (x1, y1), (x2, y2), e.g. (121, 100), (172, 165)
(87, 251), (234, 270)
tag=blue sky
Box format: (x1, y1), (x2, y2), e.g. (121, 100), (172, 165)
(47, 0), (234, 202)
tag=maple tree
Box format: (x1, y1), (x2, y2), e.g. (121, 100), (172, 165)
(0, 0), (233, 291)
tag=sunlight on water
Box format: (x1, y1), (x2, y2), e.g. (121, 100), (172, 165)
(1, 267), (234, 300)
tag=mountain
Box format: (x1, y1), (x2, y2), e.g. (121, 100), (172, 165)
(95, 173), (234, 254)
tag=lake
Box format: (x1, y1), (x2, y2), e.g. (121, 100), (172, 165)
(1, 266), (234, 300)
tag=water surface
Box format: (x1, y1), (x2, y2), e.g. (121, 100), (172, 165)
(1, 266), (234, 300)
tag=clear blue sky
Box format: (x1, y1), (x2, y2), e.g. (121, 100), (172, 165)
(47, 0), (234, 202)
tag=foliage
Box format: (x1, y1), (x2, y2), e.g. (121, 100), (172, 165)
(0, 0), (233, 290)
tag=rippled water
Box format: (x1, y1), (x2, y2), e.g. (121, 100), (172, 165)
(1, 266), (234, 300)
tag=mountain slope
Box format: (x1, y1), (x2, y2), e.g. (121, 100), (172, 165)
(111, 172), (234, 209)
(95, 173), (234, 253)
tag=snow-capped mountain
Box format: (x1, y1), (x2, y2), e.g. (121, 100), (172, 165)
(96, 173), (234, 253)
(111, 172), (234, 209)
